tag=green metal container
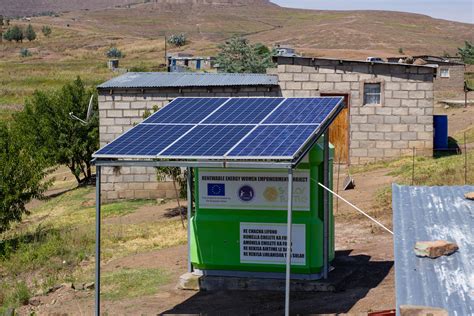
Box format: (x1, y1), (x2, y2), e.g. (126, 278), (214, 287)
(190, 141), (334, 277)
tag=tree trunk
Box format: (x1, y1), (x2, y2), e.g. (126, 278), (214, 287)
(172, 179), (185, 229)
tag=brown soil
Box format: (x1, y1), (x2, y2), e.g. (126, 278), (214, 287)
(18, 165), (397, 315)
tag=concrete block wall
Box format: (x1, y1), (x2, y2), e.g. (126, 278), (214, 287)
(272, 59), (435, 165)
(99, 86), (281, 200)
(434, 64), (465, 93)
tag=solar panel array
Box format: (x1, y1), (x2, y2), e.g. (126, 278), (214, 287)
(94, 97), (343, 160)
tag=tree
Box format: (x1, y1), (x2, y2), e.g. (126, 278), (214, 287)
(0, 122), (50, 233)
(41, 25), (52, 37)
(25, 24), (36, 41)
(458, 41), (474, 64)
(14, 78), (99, 184)
(167, 33), (187, 47)
(106, 47), (124, 58)
(3, 25), (24, 42)
(0, 16), (4, 27)
(215, 36), (275, 73)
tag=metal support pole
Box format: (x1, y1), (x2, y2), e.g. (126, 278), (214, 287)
(95, 166), (101, 316)
(187, 167), (192, 273)
(323, 133), (330, 279)
(284, 168), (293, 316)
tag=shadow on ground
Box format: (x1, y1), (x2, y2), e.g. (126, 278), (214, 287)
(163, 250), (393, 315)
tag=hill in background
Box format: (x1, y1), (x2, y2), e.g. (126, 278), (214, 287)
(0, 0), (472, 108)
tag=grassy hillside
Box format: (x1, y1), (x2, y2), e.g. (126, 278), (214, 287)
(0, 1), (473, 114)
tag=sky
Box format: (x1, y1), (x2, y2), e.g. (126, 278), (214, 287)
(271, 0), (474, 24)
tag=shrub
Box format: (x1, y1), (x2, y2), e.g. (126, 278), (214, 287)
(167, 33), (187, 47)
(398, 47), (404, 54)
(19, 48), (31, 57)
(106, 47), (124, 58)
(41, 25), (52, 37)
(25, 24), (36, 41)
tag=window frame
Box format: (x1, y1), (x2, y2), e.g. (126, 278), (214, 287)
(440, 68), (450, 78)
(360, 79), (385, 106)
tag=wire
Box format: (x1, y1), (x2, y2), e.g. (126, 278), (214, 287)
(315, 180), (394, 235)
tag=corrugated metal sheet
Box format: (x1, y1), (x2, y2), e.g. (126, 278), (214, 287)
(392, 184), (474, 315)
(98, 72), (279, 89)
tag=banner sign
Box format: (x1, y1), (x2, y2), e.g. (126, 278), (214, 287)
(240, 223), (306, 265)
(198, 169), (310, 211)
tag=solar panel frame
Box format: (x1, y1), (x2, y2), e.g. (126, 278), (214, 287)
(93, 96), (345, 165)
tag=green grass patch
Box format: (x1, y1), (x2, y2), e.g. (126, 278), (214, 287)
(389, 151), (474, 186)
(101, 199), (155, 217)
(453, 125), (474, 145)
(0, 281), (31, 312)
(102, 268), (169, 300)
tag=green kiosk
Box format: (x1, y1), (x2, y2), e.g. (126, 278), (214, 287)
(190, 141), (334, 279)
(92, 96), (344, 316)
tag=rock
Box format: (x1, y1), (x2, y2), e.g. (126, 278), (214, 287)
(46, 285), (62, 294)
(414, 240), (458, 258)
(84, 282), (95, 290)
(464, 192), (474, 200)
(156, 198), (166, 204)
(28, 297), (41, 306)
(51, 299), (56, 305)
(74, 283), (84, 291)
(400, 305), (448, 316)
(177, 272), (200, 291)
(443, 105), (450, 109)
(4, 308), (15, 316)
(61, 282), (74, 289)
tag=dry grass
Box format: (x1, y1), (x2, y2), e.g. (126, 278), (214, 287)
(0, 2), (472, 110)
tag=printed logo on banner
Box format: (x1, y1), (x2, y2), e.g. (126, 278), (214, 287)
(207, 183), (225, 196)
(238, 185), (254, 202)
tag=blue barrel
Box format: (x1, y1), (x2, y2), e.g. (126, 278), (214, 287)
(433, 115), (448, 150)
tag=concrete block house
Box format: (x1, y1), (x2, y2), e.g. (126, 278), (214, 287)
(387, 55), (465, 93)
(98, 57), (436, 200)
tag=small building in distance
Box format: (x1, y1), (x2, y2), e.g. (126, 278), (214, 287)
(167, 53), (215, 73)
(274, 44), (299, 57)
(387, 55), (465, 93)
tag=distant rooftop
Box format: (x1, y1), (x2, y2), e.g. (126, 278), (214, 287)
(274, 55), (438, 69)
(98, 72), (279, 89)
(392, 184), (474, 315)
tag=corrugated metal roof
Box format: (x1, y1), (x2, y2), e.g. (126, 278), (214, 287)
(98, 72), (279, 89)
(392, 184), (474, 315)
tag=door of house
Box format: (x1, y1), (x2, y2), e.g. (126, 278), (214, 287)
(321, 93), (350, 164)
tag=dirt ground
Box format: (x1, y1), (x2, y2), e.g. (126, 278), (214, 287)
(18, 167), (396, 316)
(16, 107), (472, 315)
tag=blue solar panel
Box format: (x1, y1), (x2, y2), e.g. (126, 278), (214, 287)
(161, 125), (254, 157)
(94, 124), (192, 157)
(227, 125), (319, 158)
(202, 98), (284, 124)
(143, 98), (228, 124)
(263, 97), (341, 124)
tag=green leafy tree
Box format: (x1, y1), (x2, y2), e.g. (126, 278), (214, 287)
(24, 24), (36, 41)
(215, 36), (275, 73)
(14, 78), (99, 184)
(3, 25), (24, 42)
(0, 122), (50, 233)
(458, 41), (474, 64)
(41, 25), (52, 37)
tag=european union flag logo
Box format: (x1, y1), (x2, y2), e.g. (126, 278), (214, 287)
(208, 183), (225, 196)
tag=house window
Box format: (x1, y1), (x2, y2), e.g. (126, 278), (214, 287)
(440, 68), (450, 78)
(363, 83), (381, 105)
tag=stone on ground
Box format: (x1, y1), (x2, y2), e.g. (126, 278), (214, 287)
(178, 272), (200, 291)
(414, 240), (458, 258)
(464, 192), (474, 200)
